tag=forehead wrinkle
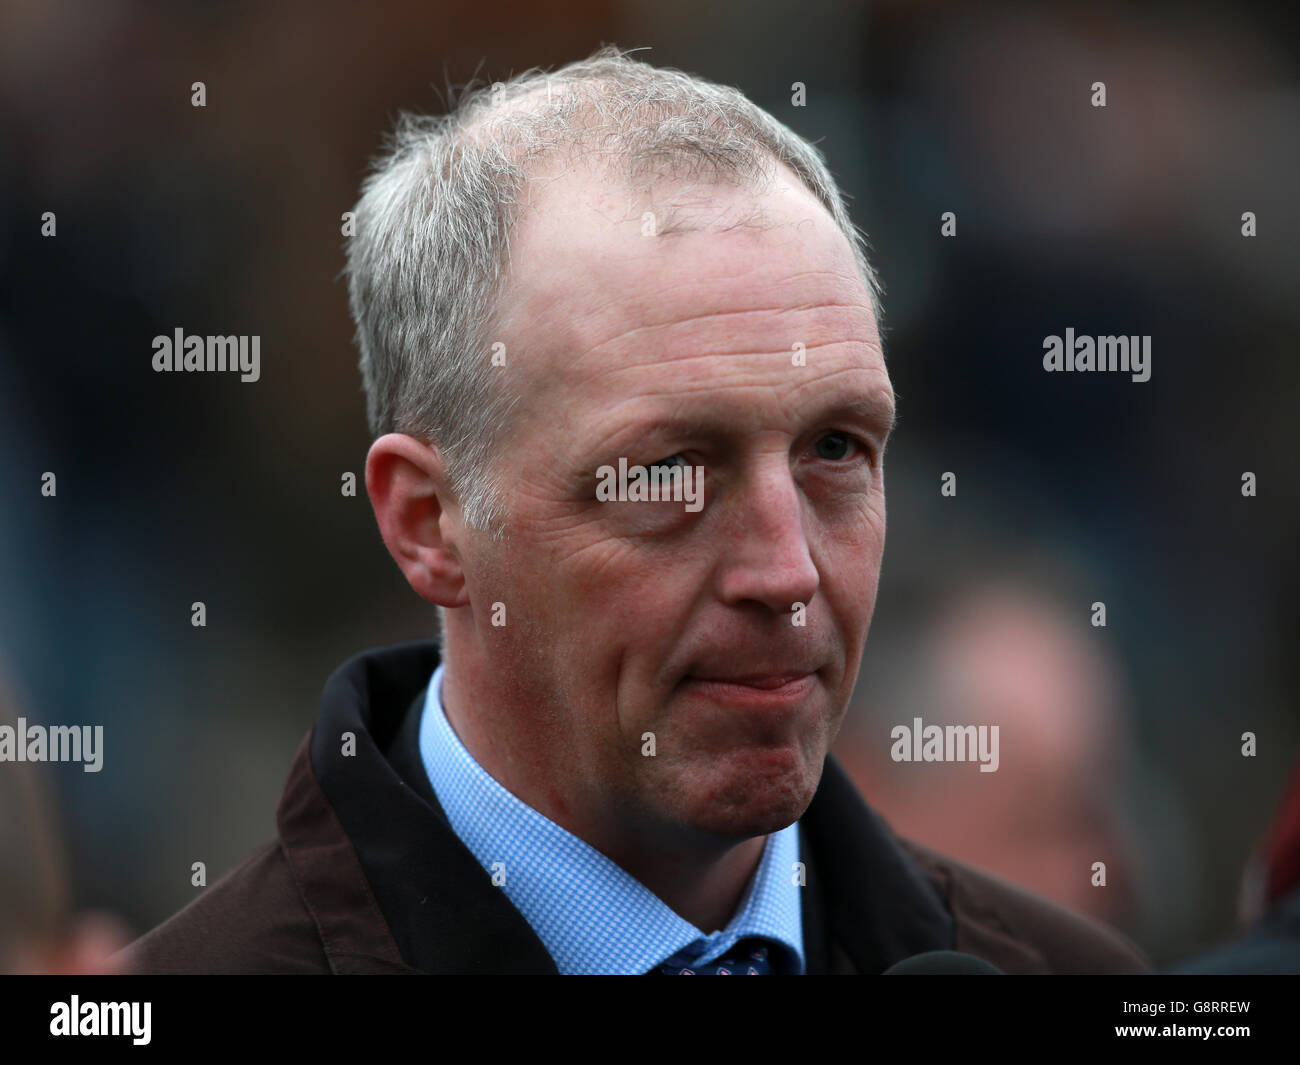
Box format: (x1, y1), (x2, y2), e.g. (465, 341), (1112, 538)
(576, 298), (875, 362)
(556, 260), (867, 338)
(791, 365), (895, 423)
(572, 341), (880, 404)
(583, 362), (893, 444)
(789, 362), (893, 403)
(512, 312), (877, 406)
(553, 295), (879, 391)
(505, 263), (780, 355)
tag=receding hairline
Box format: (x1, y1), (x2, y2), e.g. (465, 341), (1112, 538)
(448, 70), (863, 288)
(345, 44), (887, 543)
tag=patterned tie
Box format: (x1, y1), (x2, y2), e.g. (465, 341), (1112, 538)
(657, 937), (777, 975)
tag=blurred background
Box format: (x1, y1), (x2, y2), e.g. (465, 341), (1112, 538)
(1, 0), (1297, 969)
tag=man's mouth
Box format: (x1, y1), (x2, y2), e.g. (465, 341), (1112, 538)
(681, 672), (817, 705)
(692, 672), (811, 689)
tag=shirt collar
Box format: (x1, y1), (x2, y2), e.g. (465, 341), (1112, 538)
(418, 661), (805, 975)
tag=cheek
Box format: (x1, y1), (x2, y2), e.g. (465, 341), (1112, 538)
(546, 515), (709, 617)
(486, 527), (685, 691)
(831, 556), (882, 649)
(821, 494), (886, 585)
(550, 538), (658, 624)
(817, 500), (886, 666)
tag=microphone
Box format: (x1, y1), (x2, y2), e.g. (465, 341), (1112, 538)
(883, 951), (1005, 974)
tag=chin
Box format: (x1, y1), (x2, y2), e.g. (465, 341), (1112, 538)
(687, 798), (807, 841)
(680, 749), (821, 838)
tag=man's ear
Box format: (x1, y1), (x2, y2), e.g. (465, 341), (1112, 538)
(365, 434), (470, 608)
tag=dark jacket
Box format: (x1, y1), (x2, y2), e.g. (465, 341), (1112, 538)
(118, 641), (1149, 974)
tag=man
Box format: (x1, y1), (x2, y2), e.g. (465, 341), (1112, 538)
(120, 47), (1147, 974)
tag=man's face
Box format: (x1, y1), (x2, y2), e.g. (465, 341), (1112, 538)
(462, 162), (893, 843)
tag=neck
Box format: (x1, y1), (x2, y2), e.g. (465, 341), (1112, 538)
(601, 827), (768, 932)
(438, 636), (767, 931)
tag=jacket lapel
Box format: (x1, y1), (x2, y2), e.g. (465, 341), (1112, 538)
(281, 641), (557, 974)
(799, 755), (955, 973)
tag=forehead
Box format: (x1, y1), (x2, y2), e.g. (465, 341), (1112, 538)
(493, 161), (886, 412)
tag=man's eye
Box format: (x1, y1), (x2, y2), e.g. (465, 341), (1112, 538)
(648, 454), (688, 472)
(812, 433), (863, 462)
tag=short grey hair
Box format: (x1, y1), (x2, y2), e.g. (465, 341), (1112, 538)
(344, 45), (886, 638)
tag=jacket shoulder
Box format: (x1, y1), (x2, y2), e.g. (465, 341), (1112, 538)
(115, 839), (330, 974)
(898, 838), (1150, 974)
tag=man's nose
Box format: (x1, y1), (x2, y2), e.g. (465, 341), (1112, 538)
(714, 465), (820, 615)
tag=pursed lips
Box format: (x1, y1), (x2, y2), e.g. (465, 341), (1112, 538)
(688, 672), (812, 690)
(679, 670), (821, 707)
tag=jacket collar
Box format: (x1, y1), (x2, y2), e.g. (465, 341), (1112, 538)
(277, 641), (954, 974)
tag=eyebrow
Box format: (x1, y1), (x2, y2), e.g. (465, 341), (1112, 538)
(588, 388), (897, 457)
(810, 393), (898, 438)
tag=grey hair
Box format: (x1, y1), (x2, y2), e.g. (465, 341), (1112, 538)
(344, 45), (886, 639)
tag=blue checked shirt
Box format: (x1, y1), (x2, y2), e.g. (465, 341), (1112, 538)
(418, 662), (806, 975)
